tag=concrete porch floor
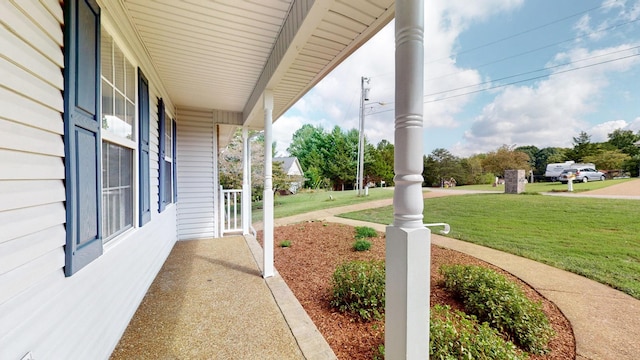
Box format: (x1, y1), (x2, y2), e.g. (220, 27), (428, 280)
(110, 235), (335, 360)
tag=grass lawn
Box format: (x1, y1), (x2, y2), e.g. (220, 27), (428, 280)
(339, 193), (640, 300)
(452, 178), (634, 193)
(251, 187), (396, 222)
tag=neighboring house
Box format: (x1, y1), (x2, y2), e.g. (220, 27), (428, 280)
(274, 157), (305, 193)
(0, 1), (395, 359)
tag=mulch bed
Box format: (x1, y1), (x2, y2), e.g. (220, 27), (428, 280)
(259, 221), (575, 359)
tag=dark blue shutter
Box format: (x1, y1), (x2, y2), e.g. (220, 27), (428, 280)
(138, 70), (151, 225)
(172, 119), (177, 202)
(158, 98), (167, 212)
(63, 0), (102, 276)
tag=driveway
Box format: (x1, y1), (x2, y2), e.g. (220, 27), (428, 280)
(545, 178), (640, 200)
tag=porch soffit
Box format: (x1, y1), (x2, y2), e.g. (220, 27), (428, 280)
(122, 0), (394, 132)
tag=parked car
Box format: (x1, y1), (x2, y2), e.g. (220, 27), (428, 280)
(558, 167), (606, 183)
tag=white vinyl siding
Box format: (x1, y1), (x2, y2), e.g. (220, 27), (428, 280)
(176, 109), (218, 239)
(0, 0), (66, 307)
(0, 2), (178, 359)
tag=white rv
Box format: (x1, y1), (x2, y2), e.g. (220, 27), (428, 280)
(545, 161), (596, 181)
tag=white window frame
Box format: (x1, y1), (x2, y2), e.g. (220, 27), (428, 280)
(163, 111), (174, 204)
(100, 22), (139, 242)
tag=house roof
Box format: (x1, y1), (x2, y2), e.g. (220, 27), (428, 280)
(274, 156), (303, 175)
(120, 0), (395, 144)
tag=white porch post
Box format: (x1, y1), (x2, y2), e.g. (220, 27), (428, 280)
(263, 90), (275, 278)
(242, 127), (250, 235)
(386, 0), (429, 358)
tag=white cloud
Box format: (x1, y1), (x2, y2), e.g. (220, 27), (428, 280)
(589, 119), (629, 141)
(589, 117), (640, 142)
(454, 40), (640, 157)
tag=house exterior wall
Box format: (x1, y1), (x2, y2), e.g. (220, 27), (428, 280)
(0, 1), (177, 359)
(176, 108), (217, 240)
(176, 109), (243, 240)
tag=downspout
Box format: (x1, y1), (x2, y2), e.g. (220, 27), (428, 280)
(213, 123), (221, 238)
(242, 128), (250, 235)
(246, 129), (261, 238)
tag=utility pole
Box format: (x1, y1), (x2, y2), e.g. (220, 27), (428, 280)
(357, 76), (370, 196)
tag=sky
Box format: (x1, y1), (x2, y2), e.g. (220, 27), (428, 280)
(273, 0), (640, 158)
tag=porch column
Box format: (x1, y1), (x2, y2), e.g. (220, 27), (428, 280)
(242, 127), (250, 235)
(386, 0), (429, 359)
(263, 90), (275, 278)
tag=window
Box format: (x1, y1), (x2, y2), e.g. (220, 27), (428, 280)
(164, 114), (173, 203)
(101, 30), (136, 240)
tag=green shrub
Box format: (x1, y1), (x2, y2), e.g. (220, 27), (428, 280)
(279, 240), (292, 247)
(440, 265), (555, 354)
(330, 260), (385, 321)
(353, 239), (372, 251)
(355, 226), (378, 239)
(430, 305), (527, 360)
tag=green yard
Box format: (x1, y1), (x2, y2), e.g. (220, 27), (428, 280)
(251, 187), (396, 222)
(454, 177), (634, 192)
(339, 192), (640, 299)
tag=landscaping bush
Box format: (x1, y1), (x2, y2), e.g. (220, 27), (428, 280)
(330, 260), (385, 321)
(353, 239), (372, 251)
(355, 226), (378, 239)
(431, 305), (527, 360)
(440, 265), (555, 354)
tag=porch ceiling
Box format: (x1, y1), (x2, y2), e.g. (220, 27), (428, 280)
(122, 0), (394, 134)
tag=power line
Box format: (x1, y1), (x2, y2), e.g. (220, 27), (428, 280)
(424, 45), (640, 99)
(426, 4), (609, 65)
(424, 16), (640, 84)
(367, 52), (640, 115)
(376, 44), (640, 108)
(369, 3), (608, 79)
(424, 53), (640, 104)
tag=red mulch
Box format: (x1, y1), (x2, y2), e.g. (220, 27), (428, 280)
(259, 221), (575, 359)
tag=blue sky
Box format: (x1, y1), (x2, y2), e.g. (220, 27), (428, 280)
(273, 0), (640, 157)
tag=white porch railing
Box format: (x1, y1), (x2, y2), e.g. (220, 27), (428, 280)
(220, 187), (243, 234)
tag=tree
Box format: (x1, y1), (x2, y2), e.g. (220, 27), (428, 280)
(566, 131), (596, 162)
(462, 154), (488, 184)
(608, 129), (640, 157)
(481, 145), (531, 177)
(536, 147), (567, 171)
(583, 150), (631, 171)
(515, 145), (539, 173)
(287, 124), (328, 188)
(368, 140), (394, 186)
(324, 126), (357, 190)
(218, 129), (285, 200)
(423, 148), (466, 187)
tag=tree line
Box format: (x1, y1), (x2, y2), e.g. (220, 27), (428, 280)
(288, 124), (394, 190)
(221, 125), (640, 192)
(424, 129), (640, 186)
(291, 125), (640, 188)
